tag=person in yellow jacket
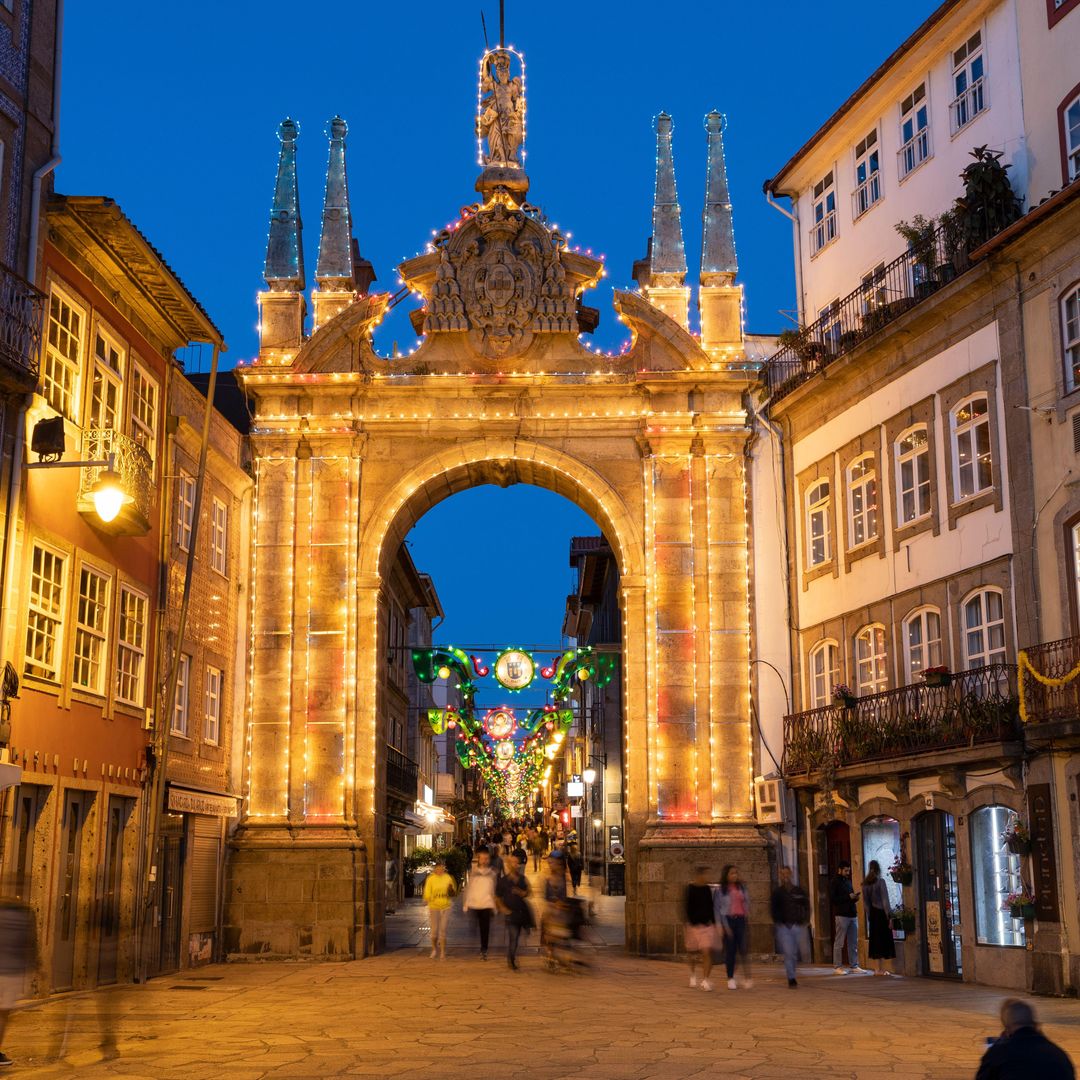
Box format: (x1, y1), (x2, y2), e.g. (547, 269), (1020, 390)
(423, 859), (456, 959)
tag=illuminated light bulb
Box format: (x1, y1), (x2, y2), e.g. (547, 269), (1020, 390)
(92, 469), (130, 523)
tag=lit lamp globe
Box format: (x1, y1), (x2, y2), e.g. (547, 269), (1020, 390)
(437, 665), (451, 680)
(582, 766), (597, 784)
(91, 469), (130, 524)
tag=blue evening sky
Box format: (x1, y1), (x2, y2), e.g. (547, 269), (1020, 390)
(59, 0), (939, 646)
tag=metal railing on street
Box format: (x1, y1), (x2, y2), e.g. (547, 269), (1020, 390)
(0, 263), (45, 382)
(1021, 636), (1080, 725)
(782, 663), (1019, 776)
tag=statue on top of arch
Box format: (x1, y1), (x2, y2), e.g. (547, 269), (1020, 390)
(478, 50), (524, 167)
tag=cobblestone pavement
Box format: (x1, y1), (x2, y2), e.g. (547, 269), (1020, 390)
(5, 875), (1078, 1078)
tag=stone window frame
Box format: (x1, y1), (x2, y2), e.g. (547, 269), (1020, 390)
(798, 458), (838, 586)
(945, 558), (1014, 670)
(884, 398), (940, 543)
(1060, 276), (1080, 396)
(837, 429), (886, 571)
(939, 364), (1003, 529)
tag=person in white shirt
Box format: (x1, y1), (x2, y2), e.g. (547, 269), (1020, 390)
(462, 849), (498, 960)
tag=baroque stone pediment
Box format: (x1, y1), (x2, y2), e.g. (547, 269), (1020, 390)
(399, 193), (603, 362)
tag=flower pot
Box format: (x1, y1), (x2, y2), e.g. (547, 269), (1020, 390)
(836, 695), (857, 710)
(1021, 903), (1036, 920)
(1005, 837), (1030, 856)
(922, 671), (951, 688)
(901, 915), (916, 933)
(890, 869), (913, 886)
(1009, 903), (1022, 919)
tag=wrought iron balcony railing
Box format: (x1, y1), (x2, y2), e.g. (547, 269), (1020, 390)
(782, 663), (1019, 777)
(897, 129), (931, 179)
(386, 744), (419, 799)
(1020, 636), (1080, 725)
(76, 428), (154, 535)
(950, 77), (986, 136)
(764, 219), (971, 403)
(0, 263), (45, 383)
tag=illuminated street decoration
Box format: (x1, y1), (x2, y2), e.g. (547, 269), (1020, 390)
(494, 648), (535, 691)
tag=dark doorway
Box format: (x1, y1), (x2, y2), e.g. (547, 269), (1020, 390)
(157, 813), (185, 975)
(824, 821), (852, 964)
(54, 790), (92, 991)
(97, 796), (133, 985)
(11, 784), (47, 902)
(915, 810), (962, 977)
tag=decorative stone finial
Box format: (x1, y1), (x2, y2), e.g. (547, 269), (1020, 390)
(649, 113), (687, 281)
(263, 118), (305, 291)
(315, 115), (355, 291)
(701, 111), (737, 282)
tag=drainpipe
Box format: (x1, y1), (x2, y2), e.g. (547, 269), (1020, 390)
(766, 188), (805, 326)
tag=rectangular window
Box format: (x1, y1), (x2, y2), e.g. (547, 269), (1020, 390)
(950, 30), (986, 135)
(72, 566), (110, 694)
(806, 480), (831, 567)
(848, 456), (878, 547)
(25, 544), (66, 681)
(172, 654), (191, 736)
(210, 497), (228, 575)
(818, 300), (841, 352)
(43, 286), (84, 420)
(852, 129), (881, 218)
(1067, 93), (1080, 183)
(860, 264), (887, 315)
(89, 328), (124, 431)
(811, 172), (837, 255)
(896, 427), (932, 524)
(175, 472), (196, 552)
(204, 665), (222, 745)
(129, 362), (158, 471)
(116, 586), (148, 706)
(970, 806), (1025, 947)
(899, 83), (931, 179)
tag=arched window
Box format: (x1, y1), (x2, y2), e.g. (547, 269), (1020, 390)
(854, 624), (888, 695)
(1062, 282), (1080, 393)
(806, 480), (832, 567)
(952, 396), (993, 499)
(808, 640), (839, 709)
(970, 805), (1025, 947)
(847, 454), (878, 547)
(903, 606), (942, 681)
(962, 588), (1006, 668)
(895, 425), (931, 524)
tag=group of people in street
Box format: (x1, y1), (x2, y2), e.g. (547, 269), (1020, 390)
(684, 865), (754, 991)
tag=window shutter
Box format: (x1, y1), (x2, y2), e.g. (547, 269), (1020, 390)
(1072, 412), (1080, 454)
(188, 816), (221, 934)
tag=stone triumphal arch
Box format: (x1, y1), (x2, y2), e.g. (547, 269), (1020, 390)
(225, 49), (771, 959)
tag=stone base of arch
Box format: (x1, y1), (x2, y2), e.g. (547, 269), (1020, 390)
(626, 822), (774, 957)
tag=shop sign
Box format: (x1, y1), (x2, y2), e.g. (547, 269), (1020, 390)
(570, 804), (582, 818)
(1027, 784), (1061, 923)
(167, 788), (239, 818)
(566, 781), (584, 797)
(924, 902), (944, 973)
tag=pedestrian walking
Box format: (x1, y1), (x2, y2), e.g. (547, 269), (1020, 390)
(684, 866), (717, 991)
(423, 858), (456, 960)
(715, 864), (752, 989)
(566, 844), (584, 895)
(862, 860), (896, 976)
(495, 855), (533, 970)
(528, 828), (544, 872)
(770, 866), (810, 988)
(0, 893), (37, 1069)
(829, 860), (862, 973)
(461, 850), (498, 960)
(976, 998), (1075, 1080)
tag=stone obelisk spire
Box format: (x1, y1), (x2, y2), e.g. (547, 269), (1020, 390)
(642, 113), (689, 329)
(258, 118), (306, 358)
(698, 111), (743, 355)
(313, 116), (356, 329)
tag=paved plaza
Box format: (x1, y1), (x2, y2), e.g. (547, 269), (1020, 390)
(5, 874), (1079, 1079)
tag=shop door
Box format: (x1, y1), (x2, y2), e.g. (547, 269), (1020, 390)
(53, 790), (91, 991)
(97, 796), (133, 985)
(915, 810), (962, 977)
(157, 815), (184, 975)
(824, 821), (851, 962)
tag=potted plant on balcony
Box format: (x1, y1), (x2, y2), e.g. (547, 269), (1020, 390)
(1001, 818), (1031, 856)
(1003, 885), (1036, 921)
(889, 833), (913, 885)
(920, 665), (952, 689)
(896, 214), (939, 300)
(832, 683), (857, 710)
(890, 905), (917, 933)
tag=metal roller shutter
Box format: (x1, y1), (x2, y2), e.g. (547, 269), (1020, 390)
(189, 815), (221, 935)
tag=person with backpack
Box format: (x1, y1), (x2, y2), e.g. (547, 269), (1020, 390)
(770, 866), (810, 988)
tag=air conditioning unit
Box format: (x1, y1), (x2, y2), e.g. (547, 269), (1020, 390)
(754, 778), (783, 824)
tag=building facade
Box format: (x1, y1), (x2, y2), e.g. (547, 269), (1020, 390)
(762, 0), (1080, 994)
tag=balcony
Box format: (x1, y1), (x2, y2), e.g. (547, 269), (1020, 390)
(76, 429), (154, 536)
(0, 263), (45, 388)
(783, 664), (1020, 779)
(386, 744), (419, 799)
(764, 219), (971, 404)
(1020, 636), (1080, 733)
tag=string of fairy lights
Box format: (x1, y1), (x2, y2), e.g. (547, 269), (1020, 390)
(413, 645), (616, 816)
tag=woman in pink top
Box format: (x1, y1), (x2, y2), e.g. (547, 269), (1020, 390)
(715, 865), (752, 989)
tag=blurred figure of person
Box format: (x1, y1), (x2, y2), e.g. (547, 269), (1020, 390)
(0, 893), (37, 1068)
(459, 841), (473, 874)
(539, 826), (549, 854)
(512, 837), (528, 870)
(462, 850), (498, 960)
(566, 844), (584, 895)
(528, 828), (544, 872)
(544, 853), (567, 904)
(716, 865), (752, 990)
(829, 860), (861, 974)
(684, 866), (716, 991)
(862, 860), (896, 976)
(385, 854), (399, 915)
(770, 866), (810, 988)
(495, 855), (533, 970)
(423, 858), (456, 960)
(976, 998), (1075, 1080)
